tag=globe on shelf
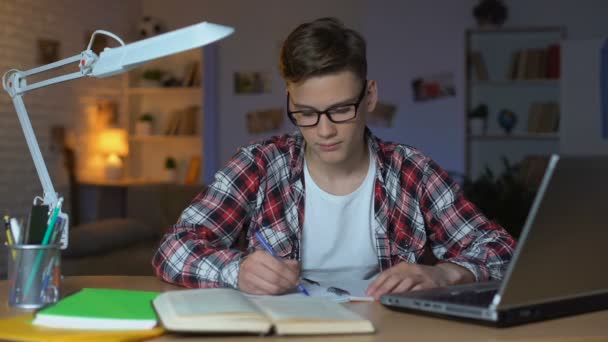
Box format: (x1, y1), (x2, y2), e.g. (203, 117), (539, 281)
(138, 16), (163, 38)
(498, 109), (517, 134)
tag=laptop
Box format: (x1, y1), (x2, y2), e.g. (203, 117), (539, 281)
(381, 155), (608, 327)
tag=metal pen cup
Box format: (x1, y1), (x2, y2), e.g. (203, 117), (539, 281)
(7, 244), (61, 309)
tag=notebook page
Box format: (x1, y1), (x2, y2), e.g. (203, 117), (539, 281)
(300, 267), (378, 300)
(163, 289), (261, 316)
(251, 297), (365, 321)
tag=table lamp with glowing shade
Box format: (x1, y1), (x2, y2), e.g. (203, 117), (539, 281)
(2, 22), (234, 248)
(97, 128), (129, 180)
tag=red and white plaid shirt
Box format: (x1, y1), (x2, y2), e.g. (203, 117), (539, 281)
(152, 129), (516, 288)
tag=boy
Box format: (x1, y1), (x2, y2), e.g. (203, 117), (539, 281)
(152, 17), (516, 300)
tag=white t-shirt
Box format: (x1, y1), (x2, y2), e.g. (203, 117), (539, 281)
(301, 151), (378, 281)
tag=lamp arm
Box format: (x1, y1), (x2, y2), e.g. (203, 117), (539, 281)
(2, 49), (100, 210)
(11, 94), (58, 206)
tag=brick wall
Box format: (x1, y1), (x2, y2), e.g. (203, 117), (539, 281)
(0, 0), (141, 219)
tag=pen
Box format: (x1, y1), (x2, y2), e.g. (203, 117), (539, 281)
(3, 216), (16, 260)
(9, 217), (21, 245)
(50, 216), (64, 245)
(254, 231), (310, 296)
(40, 255), (58, 301)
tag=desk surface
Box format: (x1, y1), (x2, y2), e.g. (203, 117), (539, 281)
(1, 276), (607, 341)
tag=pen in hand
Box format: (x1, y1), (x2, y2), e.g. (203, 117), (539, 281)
(254, 231), (310, 296)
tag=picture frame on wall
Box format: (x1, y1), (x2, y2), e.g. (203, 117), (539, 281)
(411, 72), (455, 102)
(37, 39), (60, 65)
(246, 107), (283, 133)
(234, 71), (272, 94)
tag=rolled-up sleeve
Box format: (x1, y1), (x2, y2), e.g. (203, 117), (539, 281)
(418, 159), (517, 281)
(152, 147), (263, 288)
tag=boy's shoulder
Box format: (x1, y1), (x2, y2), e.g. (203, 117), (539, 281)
(372, 135), (429, 166)
(243, 132), (301, 155)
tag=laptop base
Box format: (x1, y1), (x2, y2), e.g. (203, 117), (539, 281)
(383, 292), (608, 327)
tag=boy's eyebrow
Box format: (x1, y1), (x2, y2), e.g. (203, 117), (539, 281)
(290, 95), (358, 110)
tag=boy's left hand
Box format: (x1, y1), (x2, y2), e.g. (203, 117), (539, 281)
(366, 262), (475, 300)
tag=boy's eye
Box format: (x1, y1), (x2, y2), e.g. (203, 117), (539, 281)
(299, 110), (317, 117)
(328, 106), (352, 114)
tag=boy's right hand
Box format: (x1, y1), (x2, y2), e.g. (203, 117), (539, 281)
(238, 250), (301, 295)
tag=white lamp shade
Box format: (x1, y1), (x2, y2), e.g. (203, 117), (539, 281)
(92, 22), (234, 78)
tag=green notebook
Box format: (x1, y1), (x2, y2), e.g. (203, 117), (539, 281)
(33, 288), (160, 330)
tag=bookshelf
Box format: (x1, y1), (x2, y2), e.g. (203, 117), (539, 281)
(465, 27), (565, 183)
(121, 48), (203, 184)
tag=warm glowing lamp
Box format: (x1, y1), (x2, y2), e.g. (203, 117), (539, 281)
(97, 128), (129, 180)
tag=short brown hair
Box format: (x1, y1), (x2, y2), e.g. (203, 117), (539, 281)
(279, 17), (367, 84)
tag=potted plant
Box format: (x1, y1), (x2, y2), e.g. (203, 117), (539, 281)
(463, 158), (536, 238)
(473, 0), (508, 28)
(469, 104), (488, 135)
(135, 113), (154, 136)
(163, 156), (178, 183)
(140, 69), (164, 87)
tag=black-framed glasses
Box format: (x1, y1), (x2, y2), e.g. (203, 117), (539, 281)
(286, 80), (368, 127)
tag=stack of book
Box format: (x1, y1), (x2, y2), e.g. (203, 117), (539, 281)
(527, 102), (560, 133)
(507, 44), (560, 80)
(163, 105), (199, 136)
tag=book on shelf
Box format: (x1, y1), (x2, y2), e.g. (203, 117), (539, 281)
(184, 155), (201, 184)
(527, 102), (560, 133)
(546, 44), (560, 79)
(509, 45), (560, 80)
(507, 50), (520, 80)
(163, 105), (199, 136)
(181, 61), (200, 87)
(152, 288), (375, 335)
(469, 51), (488, 81)
(515, 49), (529, 80)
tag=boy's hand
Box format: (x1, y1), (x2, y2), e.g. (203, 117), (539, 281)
(238, 251), (300, 295)
(366, 262), (474, 300)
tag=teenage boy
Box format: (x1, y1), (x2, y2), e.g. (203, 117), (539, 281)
(153, 17), (516, 300)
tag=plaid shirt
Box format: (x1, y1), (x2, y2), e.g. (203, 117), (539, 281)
(152, 129), (516, 288)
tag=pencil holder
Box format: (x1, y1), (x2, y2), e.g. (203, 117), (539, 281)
(7, 244), (61, 309)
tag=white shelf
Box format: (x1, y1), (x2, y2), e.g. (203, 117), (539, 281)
(471, 79), (559, 87)
(126, 87), (201, 96)
(123, 49), (204, 182)
(129, 135), (200, 143)
(465, 27), (563, 180)
(469, 132), (559, 140)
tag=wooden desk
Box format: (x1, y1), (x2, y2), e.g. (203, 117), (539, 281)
(1, 276), (607, 341)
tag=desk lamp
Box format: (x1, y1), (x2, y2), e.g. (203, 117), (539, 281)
(2, 22), (234, 248)
(97, 128), (129, 180)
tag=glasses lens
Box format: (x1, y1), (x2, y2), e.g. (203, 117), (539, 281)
(327, 105), (357, 122)
(291, 111), (319, 126)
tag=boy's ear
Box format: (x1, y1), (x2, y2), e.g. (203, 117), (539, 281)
(365, 80), (378, 113)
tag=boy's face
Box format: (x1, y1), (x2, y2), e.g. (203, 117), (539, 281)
(287, 71), (377, 167)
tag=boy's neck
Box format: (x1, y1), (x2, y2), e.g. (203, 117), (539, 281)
(305, 141), (370, 195)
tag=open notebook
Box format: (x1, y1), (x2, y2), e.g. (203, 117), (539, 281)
(152, 288), (375, 335)
(267, 276), (375, 302)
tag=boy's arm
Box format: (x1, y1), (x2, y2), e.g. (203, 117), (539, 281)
(418, 159), (517, 281)
(152, 147), (263, 288)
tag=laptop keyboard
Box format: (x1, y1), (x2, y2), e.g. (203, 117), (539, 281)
(428, 289), (497, 307)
